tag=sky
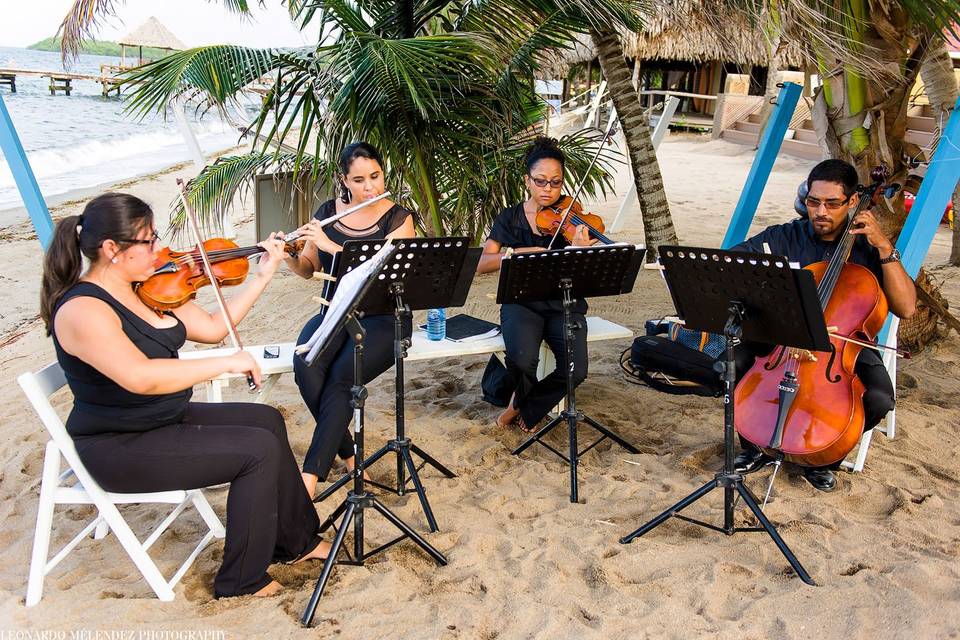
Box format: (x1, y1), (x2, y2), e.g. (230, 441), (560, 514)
(0, 0), (321, 49)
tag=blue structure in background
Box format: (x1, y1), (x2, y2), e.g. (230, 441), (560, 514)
(721, 82), (803, 249)
(875, 95), (960, 344)
(0, 94), (53, 248)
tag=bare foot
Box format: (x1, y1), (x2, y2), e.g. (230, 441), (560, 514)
(253, 580), (282, 597)
(497, 393), (519, 429)
(293, 540), (331, 564)
(302, 472), (318, 499)
(344, 456), (371, 481)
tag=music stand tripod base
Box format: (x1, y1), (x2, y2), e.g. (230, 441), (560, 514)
(618, 246), (827, 587)
(499, 245), (645, 503)
(315, 238), (479, 533)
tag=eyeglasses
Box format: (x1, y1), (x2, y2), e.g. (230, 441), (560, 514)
(118, 230), (161, 247)
(530, 177), (564, 188)
(804, 196), (851, 211)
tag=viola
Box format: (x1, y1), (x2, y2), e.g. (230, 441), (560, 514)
(734, 165), (897, 467)
(535, 195), (614, 245)
(135, 236), (304, 313)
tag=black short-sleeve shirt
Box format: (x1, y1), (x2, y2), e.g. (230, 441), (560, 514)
(487, 203), (586, 314)
(732, 218), (885, 288)
(312, 199), (412, 273)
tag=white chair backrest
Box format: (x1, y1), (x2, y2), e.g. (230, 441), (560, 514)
(17, 363), (108, 501)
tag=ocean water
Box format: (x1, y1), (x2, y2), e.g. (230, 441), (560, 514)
(0, 47), (253, 219)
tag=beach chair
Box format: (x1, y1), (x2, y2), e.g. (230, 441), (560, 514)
(19, 362), (225, 606)
(841, 316), (900, 472)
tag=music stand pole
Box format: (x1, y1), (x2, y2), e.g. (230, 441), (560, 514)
(301, 314), (448, 627)
(618, 246), (818, 586)
(504, 246), (644, 503)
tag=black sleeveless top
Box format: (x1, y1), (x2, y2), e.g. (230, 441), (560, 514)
(52, 282), (192, 437)
(312, 199), (412, 273)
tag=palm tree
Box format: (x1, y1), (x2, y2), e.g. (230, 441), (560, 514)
(58, 0), (646, 241)
(591, 27), (678, 258)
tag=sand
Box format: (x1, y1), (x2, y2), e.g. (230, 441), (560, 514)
(1, 134), (958, 639)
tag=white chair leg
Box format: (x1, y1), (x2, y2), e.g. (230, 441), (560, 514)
(97, 505), (176, 601)
(26, 442), (61, 606)
(93, 517), (110, 540)
(885, 407), (896, 439)
(842, 429), (874, 473)
(189, 490), (225, 538)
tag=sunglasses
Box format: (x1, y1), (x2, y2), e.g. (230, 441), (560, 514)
(530, 177), (564, 188)
(804, 196), (851, 211)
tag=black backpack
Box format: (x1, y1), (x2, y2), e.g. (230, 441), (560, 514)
(621, 334), (723, 397)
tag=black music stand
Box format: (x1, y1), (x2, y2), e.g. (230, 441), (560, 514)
(298, 242), (447, 627)
(500, 244), (645, 503)
(619, 246), (830, 586)
(315, 238), (481, 534)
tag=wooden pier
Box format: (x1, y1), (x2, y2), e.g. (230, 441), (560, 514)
(0, 67), (123, 97)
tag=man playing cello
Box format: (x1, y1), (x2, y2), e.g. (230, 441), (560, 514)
(731, 159), (916, 491)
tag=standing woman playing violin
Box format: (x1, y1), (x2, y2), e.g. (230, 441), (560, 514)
(284, 142), (415, 498)
(477, 137), (595, 433)
(41, 193), (328, 599)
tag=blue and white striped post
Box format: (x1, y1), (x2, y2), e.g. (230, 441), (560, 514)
(0, 94), (53, 248)
(877, 96), (960, 344)
(721, 82), (804, 249)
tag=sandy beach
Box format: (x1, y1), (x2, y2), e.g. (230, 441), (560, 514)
(1, 134), (958, 639)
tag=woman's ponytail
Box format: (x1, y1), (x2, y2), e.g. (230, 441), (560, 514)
(40, 215), (84, 335)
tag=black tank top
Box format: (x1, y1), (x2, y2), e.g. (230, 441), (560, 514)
(52, 282), (192, 437)
(312, 199), (412, 273)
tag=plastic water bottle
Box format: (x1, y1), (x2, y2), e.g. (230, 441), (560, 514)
(426, 308), (446, 341)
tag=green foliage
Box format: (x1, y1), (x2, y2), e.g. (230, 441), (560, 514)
(28, 36), (172, 60)
(119, 1), (644, 240)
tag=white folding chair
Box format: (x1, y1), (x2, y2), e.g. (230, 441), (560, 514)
(19, 362), (225, 606)
(842, 316), (900, 472)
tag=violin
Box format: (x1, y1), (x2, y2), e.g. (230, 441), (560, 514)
(135, 236), (304, 313)
(734, 165), (898, 467)
(535, 195), (615, 245)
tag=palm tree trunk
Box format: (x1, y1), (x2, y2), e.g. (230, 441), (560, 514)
(591, 28), (677, 259)
(919, 39), (960, 265)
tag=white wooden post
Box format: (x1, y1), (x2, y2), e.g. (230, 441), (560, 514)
(610, 95), (679, 233)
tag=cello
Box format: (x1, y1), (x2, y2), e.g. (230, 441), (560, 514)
(734, 166), (897, 467)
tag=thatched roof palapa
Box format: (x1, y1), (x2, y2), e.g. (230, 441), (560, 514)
(622, 4), (805, 67)
(119, 17), (186, 51)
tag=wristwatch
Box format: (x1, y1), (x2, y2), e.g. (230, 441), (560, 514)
(879, 248), (901, 264)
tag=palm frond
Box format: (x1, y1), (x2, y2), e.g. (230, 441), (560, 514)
(168, 152), (330, 239)
(120, 45), (292, 118)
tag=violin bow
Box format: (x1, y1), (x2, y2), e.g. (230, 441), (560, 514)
(176, 179), (258, 391)
(546, 117), (618, 250)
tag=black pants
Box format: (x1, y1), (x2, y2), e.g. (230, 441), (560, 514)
(735, 342), (896, 470)
(294, 312), (409, 480)
(74, 402), (321, 598)
(500, 303), (588, 427)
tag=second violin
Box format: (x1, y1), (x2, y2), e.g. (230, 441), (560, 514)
(535, 194), (614, 245)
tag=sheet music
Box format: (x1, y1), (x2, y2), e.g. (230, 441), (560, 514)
(296, 240), (396, 364)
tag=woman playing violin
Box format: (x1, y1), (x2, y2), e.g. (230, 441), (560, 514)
(477, 137), (596, 432)
(283, 142), (415, 499)
(41, 193), (328, 599)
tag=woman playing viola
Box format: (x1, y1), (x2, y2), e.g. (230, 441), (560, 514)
(477, 137), (595, 432)
(284, 142), (415, 498)
(41, 193), (328, 599)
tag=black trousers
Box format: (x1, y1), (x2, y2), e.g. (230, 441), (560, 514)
(735, 342), (896, 470)
(74, 402), (321, 598)
(294, 312), (409, 480)
(500, 303), (588, 427)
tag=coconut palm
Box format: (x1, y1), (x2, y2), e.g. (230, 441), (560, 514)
(58, 0), (647, 241)
(592, 28), (678, 257)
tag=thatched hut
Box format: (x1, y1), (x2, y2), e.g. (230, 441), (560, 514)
(118, 17), (186, 67)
